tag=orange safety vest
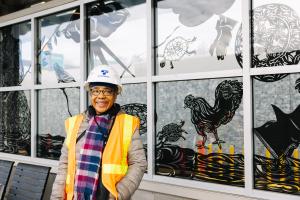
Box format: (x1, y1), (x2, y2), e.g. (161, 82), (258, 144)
(64, 113), (139, 200)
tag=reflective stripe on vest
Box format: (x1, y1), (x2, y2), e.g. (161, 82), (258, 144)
(102, 114), (133, 175)
(64, 113), (139, 200)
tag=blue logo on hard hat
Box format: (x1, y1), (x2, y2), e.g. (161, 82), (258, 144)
(101, 69), (109, 76)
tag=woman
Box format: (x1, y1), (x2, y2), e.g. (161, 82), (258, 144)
(51, 65), (147, 200)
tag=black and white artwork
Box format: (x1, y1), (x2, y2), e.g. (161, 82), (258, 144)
(184, 80), (243, 149)
(235, 3), (300, 82)
(156, 0), (241, 74)
(155, 78), (244, 186)
(253, 73), (300, 195)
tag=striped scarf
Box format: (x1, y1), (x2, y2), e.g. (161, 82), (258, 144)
(74, 114), (112, 200)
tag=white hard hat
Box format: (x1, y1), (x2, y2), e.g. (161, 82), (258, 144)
(84, 65), (122, 93)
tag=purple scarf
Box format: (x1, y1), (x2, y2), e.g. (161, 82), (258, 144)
(74, 114), (112, 200)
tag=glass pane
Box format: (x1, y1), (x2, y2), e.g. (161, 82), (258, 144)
(37, 8), (80, 85)
(87, 0), (146, 78)
(0, 21), (32, 87)
(155, 78), (244, 186)
(37, 88), (80, 160)
(249, 1), (300, 68)
(0, 1), (53, 16)
(155, 0), (241, 75)
(0, 90), (31, 156)
(253, 73), (300, 195)
(117, 83), (147, 153)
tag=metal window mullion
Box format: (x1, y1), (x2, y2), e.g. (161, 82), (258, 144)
(145, 0), (155, 179)
(80, 2), (86, 113)
(152, 69), (243, 82)
(242, 0), (253, 195)
(31, 17), (38, 158)
(121, 77), (147, 84)
(0, 86), (32, 92)
(250, 65), (300, 75)
(33, 82), (80, 90)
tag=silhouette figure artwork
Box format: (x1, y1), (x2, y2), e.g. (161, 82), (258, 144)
(235, 4), (300, 82)
(184, 80), (243, 149)
(158, 0), (237, 60)
(254, 104), (300, 166)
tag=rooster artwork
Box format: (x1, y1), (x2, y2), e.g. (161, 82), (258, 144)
(184, 80), (243, 149)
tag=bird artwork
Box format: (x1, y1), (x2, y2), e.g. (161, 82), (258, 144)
(254, 104), (300, 166)
(184, 80), (243, 149)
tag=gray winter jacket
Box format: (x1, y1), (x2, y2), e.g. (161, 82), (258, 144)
(50, 111), (147, 200)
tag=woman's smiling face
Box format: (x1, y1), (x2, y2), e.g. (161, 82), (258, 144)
(89, 86), (117, 114)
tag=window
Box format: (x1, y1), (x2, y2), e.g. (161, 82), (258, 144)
(253, 73), (300, 194)
(86, 0), (147, 78)
(0, 21), (31, 87)
(37, 8), (80, 85)
(37, 88), (80, 160)
(0, 0), (299, 199)
(0, 90), (31, 156)
(155, 0), (241, 74)
(155, 78), (244, 186)
(117, 83), (147, 155)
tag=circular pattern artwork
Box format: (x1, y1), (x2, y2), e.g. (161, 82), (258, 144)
(235, 4), (300, 82)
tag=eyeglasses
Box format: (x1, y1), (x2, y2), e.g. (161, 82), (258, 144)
(90, 88), (115, 96)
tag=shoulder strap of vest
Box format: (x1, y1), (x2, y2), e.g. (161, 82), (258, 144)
(121, 114), (136, 163)
(64, 114), (84, 147)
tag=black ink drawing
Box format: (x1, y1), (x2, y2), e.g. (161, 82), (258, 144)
(38, 133), (65, 159)
(156, 121), (188, 148)
(254, 105), (300, 166)
(235, 4), (300, 82)
(158, 35), (196, 69)
(158, 0), (237, 60)
(184, 80), (243, 149)
(254, 104), (300, 194)
(155, 119), (244, 186)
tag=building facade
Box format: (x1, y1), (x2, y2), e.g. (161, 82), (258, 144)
(0, 0), (299, 199)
